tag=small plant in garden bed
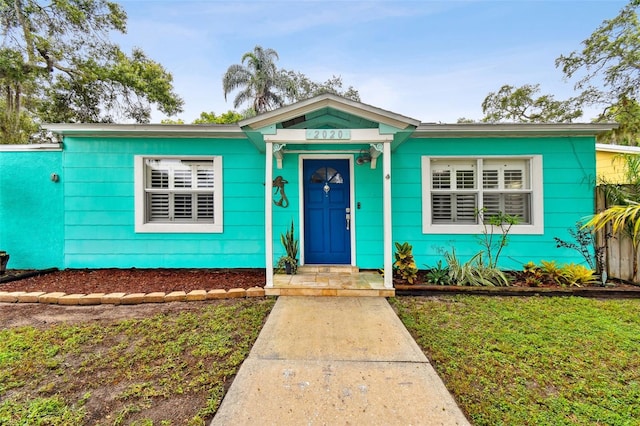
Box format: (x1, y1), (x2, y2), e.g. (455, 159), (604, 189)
(559, 263), (598, 287)
(477, 209), (519, 268)
(393, 241), (418, 284)
(422, 260), (451, 285)
(513, 261), (597, 287)
(445, 249), (510, 287)
(554, 220), (606, 272)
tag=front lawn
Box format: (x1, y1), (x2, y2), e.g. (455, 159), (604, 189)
(0, 299), (275, 425)
(392, 296), (640, 426)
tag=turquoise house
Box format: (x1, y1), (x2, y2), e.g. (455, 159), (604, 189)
(0, 94), (614, 288)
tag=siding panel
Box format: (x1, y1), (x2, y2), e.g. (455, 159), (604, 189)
(393, 136), (596, 270)
(0, 151), (63, 268)
(62, 137), (266, 268)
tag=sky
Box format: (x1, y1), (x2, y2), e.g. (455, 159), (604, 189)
(114, 0), (629, 124)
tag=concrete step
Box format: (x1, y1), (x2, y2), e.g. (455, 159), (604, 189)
(265, 287), (395, 297)
(297, 265), (359, 274)
(269, 269), (392, 297)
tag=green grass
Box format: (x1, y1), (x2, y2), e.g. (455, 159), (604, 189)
(3, 295), (638, 425)
(0, 299), (275, 425)
(392, 296), (640, 426)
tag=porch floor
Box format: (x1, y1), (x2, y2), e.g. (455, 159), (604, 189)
(266, 265), (394, 297)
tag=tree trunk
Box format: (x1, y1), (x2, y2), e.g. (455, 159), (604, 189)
(634, 244), (638, 283)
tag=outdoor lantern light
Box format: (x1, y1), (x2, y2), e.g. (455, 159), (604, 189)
(356, 149), (372, 165)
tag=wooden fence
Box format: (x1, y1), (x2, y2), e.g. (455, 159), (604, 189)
(596, 186), (637, 283)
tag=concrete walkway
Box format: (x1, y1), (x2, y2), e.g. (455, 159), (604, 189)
(211, 297), (470, 425)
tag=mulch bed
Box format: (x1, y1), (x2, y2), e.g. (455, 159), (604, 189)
(2, 268), (639, 299)
(394, 283), (640, 298)
(0, 268), (266, 294)
(391, 268), (640, 298)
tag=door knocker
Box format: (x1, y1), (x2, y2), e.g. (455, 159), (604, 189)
(323, 182), (331, 197)
(272, 176), (289, 208)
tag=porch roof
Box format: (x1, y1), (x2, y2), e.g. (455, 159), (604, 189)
(239, 93), (421, 131)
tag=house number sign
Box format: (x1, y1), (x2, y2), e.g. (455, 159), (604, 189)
(305, 129), (351, 140)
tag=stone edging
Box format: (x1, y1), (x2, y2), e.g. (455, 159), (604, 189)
(0, 287), (266, 305)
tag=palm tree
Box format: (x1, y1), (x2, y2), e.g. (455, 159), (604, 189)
(593, 153), (640, 280)
(222, 46), (284, 114)
(585, 201), (640, 280)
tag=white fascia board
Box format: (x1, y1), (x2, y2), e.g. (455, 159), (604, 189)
(0, 143), (62, 151)
(240, 94), (421, 130)
(414, 123), (618, 137)
(42, 123), (245, 138)
(596, 143), (640, 154)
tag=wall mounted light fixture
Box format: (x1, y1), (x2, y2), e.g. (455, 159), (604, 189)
(356, 149), (372, 165)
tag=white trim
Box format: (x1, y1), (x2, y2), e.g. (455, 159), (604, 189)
(298, 154), (356, 266)
(383, 142), (393, 288)
(265, 128), (393, 144)
(134, 155), (223, 233)
(421, 155), (544, 235)
(43, 123), (244, 138)
(596, 143), (640, 154)
(265, 143), (274, 287)
(0, 143), (62, 152)
(414, 123), (616, 137)
(239, 93), (421, 130)
(284, 149), (361, 154)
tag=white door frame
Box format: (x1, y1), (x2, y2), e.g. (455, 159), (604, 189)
(298, 154), (355, 267)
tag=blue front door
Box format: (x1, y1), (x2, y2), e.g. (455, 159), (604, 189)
(303, 159), (351, 264)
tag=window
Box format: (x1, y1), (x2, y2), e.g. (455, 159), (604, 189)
(310, 167), (343, 183)
(135, 156), (222, 233)
(422, 156), (543, 234)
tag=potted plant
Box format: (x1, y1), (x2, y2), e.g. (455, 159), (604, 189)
(0, 251), (9, 275)
(276, 255), (298, 275)
(277, 221), (299, 274)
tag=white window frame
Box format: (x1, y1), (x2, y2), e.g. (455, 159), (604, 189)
(134, 155), (223, 233)
(422, 155), (543, 235)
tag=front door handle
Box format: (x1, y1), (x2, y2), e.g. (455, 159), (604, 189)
(346, 208), (351, 231)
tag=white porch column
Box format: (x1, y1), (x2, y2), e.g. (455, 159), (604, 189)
(383, 142), (393, 289)
(265, 142), (274, 287)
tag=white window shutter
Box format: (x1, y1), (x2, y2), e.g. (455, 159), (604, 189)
(454, 194), (477, 223)
(197, 193), (215, 220)
(432, 194), (452, 223)
(456, 169), (475, 189)
(148, 193), (170, 220)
